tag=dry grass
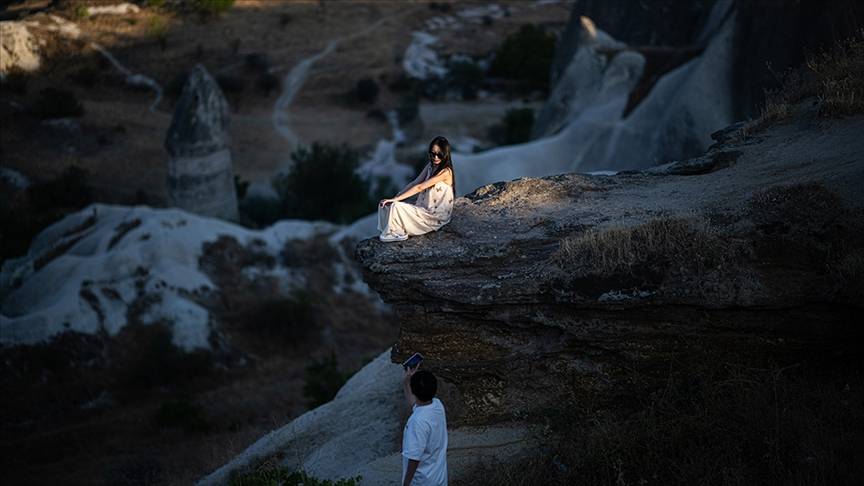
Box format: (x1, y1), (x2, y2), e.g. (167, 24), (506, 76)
(458, 351), (864, 486)
(552, 217), (747, 279)
(746, 29), (864, 134)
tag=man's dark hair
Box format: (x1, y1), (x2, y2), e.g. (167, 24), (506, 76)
(410, 370), (438, 402)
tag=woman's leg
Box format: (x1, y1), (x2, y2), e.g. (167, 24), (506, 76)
(388, 201), (438, 236)
(379, 203), (407, 236)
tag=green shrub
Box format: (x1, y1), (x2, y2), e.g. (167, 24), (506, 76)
(272, 142), (375, 224)
(239, 195), (282, 228)
(153, 397), (212, 433)
(234, 175), (250, 200)
(396, 92), (419, 125)
(488, 107), (534, 145)
(31, 87), (83, 119)
(303, 353), (350, 409)
(489, 24), (557, 94)
(447, 59), (485, 100)
(1, 69), (29, 94)
(115, 323), (214, 392)
(229, 466), (360, 486)
(191, 0), (235, 17)
(354, 78), (379, 104)
(27, 165), (93, 210)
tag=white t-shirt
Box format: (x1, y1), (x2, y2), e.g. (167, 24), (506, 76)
(401, 398), (448, 486)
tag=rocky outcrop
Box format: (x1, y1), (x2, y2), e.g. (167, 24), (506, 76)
(198, 350), (531, 485)
(356, 109), (864, 426)
(0, 21), (41, 76)
(550, 0), (717, 86)
(165, 64), (238, 221)
(548, 0), (864, 125)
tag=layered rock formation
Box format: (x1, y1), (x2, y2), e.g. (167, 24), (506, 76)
(356, 108), (864, 426)
(165, 64), (238, 221)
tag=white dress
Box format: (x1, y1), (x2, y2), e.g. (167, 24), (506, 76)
(377, 168), (454, 238)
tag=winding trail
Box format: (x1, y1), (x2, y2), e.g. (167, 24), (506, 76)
(271, 7), (417, 147)
(91, 42), (164, 113)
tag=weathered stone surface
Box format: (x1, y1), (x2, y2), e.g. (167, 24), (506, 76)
(0, 21), (41, 75)
(164, 64), (238, 220)
(356, 112), (864, 426)
(165, 64), (231, 158)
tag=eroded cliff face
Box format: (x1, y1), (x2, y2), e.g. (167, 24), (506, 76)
(356, 109), (864, 426)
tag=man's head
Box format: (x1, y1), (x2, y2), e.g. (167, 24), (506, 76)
(410, 370), (437, 402)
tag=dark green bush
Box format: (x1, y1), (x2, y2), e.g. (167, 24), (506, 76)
(488, 107), (535, 146)
(397, 93), (419, 125)
(303, 353), (350, 409)
(27, 165), (93, 210)
(257, 72), (279, 95)
(191, 0), (234, 17)
(32, 87), (84, 119)
(489, 24), (556, 94)
(354, 78), (379, 104)
(272, 142), (375, 224)
(447, 59), (485, 100)
(1, 69), (29, 94)
(239, 195), (282, 228)
(234, 175), (250, 200)
(115, 323), (214, 392)
(153, 397), (212, 433)
(229, 466), (360, 486)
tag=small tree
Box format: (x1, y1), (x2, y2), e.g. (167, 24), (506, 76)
(489, 24), (557, 94)
(272, 143), (374, 224)
(354, 78), (379, 104)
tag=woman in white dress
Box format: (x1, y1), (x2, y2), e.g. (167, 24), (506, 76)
(377, 136), (456, 242)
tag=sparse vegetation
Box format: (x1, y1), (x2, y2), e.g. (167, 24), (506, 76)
(552, 217), (749, 279)
(489, 24), (557, 94)
(354, 78), (379, 104)
(303, 353), (350, 409)
(446, 58), (485, 100)
(229, 461), (361, 486)
(31, 87), (84, 119)
(271, 142), (378, 224)
(191, 0), (235, 17)
(460, 352), (864, 486)
(488, 107), (535, 146)
(397, 92), (420, 125)
(153, 397), (212, 433)
(748, 30), (864, 133)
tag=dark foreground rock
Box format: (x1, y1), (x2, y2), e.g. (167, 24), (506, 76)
(356, 110), (864, 426)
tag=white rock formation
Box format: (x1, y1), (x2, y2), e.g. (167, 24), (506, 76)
(0, 204), (335, 350)
(165, 65), (239, 221)
(0, 21), (41, 76)
(450, 0), (737, 194)
(85, 3), (141, 16)
(199, 349), (532, 485)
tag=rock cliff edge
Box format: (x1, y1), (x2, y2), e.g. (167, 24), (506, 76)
(356, 107), (864, 426)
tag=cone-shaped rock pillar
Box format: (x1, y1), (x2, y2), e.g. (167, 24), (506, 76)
(164, 64), (238, 221)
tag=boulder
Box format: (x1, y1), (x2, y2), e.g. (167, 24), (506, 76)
(356, 109), (864, 426)
(0, 21), (41, 76)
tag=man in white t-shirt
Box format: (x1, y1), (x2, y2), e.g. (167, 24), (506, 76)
(401, 366), (448, 486)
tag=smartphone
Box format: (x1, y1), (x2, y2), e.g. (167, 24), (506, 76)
(402, 352), (423, 370)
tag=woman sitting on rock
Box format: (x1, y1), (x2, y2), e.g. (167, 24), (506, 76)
(377, 136), (456, 242)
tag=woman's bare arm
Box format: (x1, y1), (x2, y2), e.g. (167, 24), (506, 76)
(395, 163), (430, 197)
(386, 168), (451, 204)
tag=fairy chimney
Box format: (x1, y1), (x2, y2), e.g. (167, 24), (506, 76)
(164, 64), (238, 220)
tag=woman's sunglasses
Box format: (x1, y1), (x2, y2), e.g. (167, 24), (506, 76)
(429, 151), (445, 159)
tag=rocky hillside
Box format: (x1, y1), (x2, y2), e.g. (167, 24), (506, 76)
(356, 104), (864, 426)
(205, 101), (864, 485)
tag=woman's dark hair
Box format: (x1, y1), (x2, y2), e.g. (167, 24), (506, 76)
(428, 136), (455, 194)
(410, 370), (438, 402)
